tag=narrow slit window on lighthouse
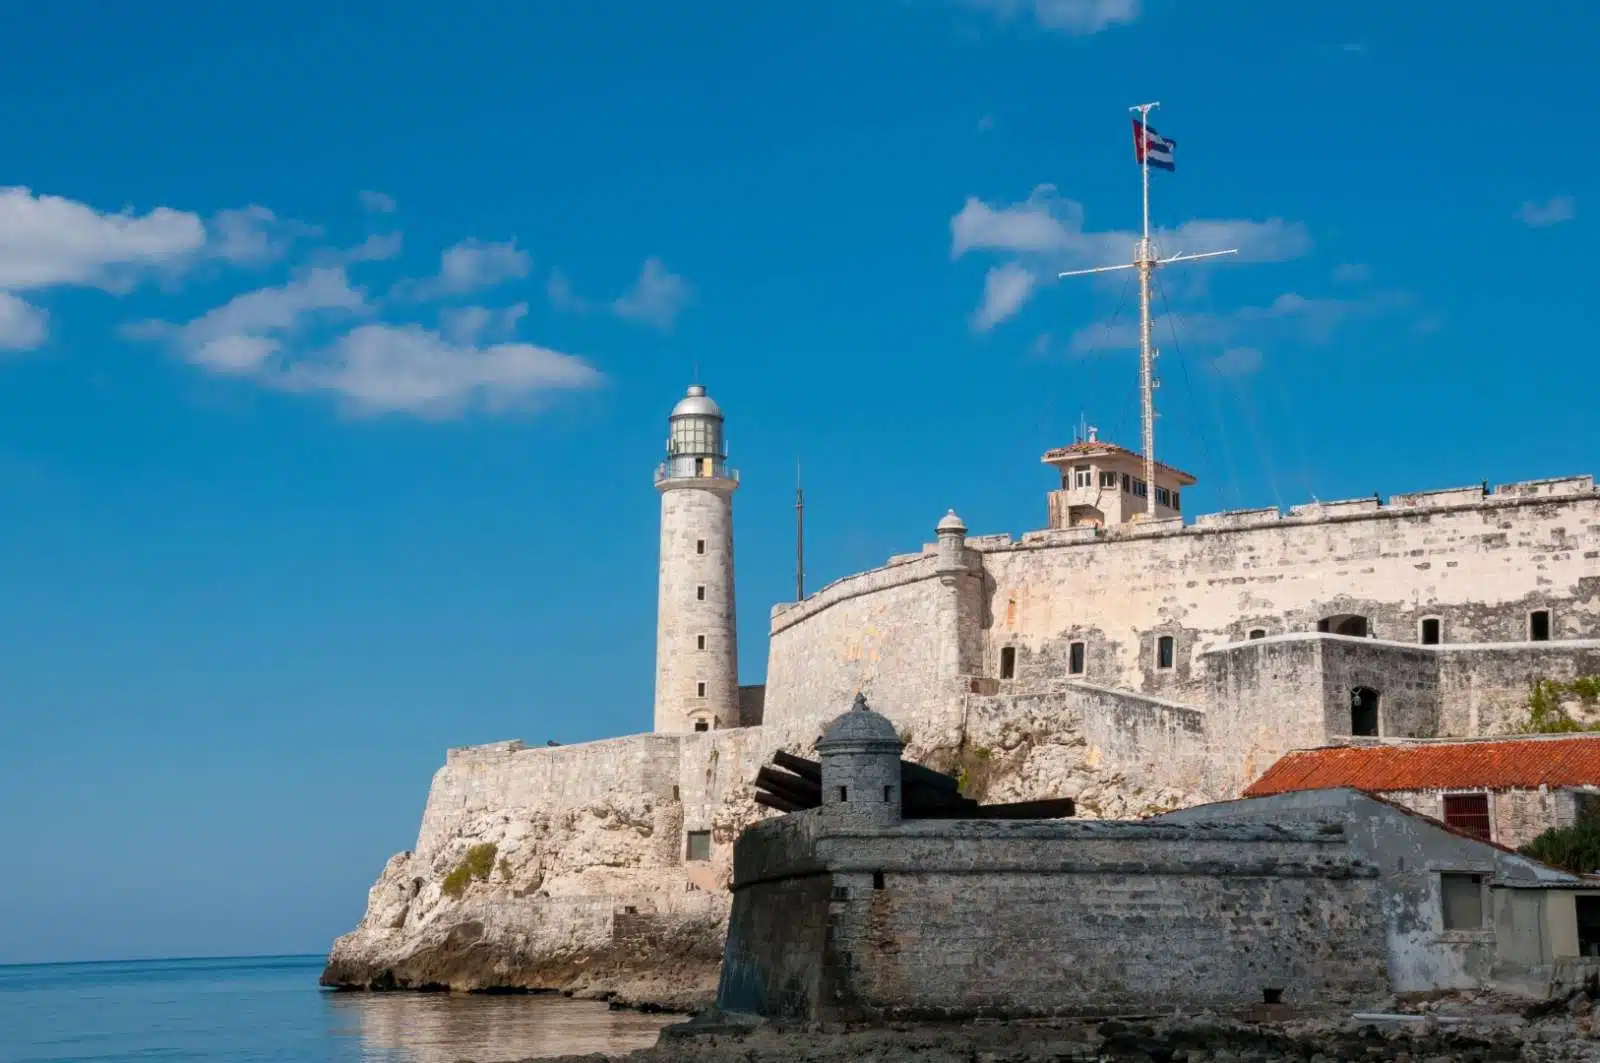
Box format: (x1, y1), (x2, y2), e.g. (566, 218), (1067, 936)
(697, 681), (706, 698)
(1156, 635), (1175, 669)
(696, 539), (705, 554)
(697, 634), (706, 650)
(696, 585), (706, 601)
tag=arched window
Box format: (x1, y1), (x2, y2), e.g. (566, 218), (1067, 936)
(1350, 687), (1380, 737)
(1318, 614), (1369, 637)
(1156, 635), (1176, 670)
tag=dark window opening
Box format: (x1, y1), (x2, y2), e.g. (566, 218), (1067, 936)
(623, 905), (637, 914)
(1248, 629), (1266, 640)
(1262, 988), (1283, 1005)
(1350, 686), (1380, 737)
(696, 585), (706, 601)
(837, 786), (848, 802)
(693, 720), (709, 733)
(696, 681), (706, 697)
(831, 886), (849, 901)
(696, 539), (706, 554)
(672, 785), (680, 800)
(882, 785), (893, 802)
(1171, 490), (1180, 512)
(872, 871), (886, 890)
(1319, 614), (1369, 637)
(1440, 872), (1484, 930)
(1156, 635), (1175, 670)
(1068, 641), (1086, 675)
(999, 646), (1016, 679)
(1530, 609), (1551, 642)
(1099, 471), (1117, 488)
(1577, 897), (1600, 957)
(685, 830), (711, 862)
(1443, 793), (1492, 841)
(1421, 617), (1441, 645)
(697, 634), (706, 650)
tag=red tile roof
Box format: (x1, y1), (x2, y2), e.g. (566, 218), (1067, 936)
(1040, 440), (1196, 484)
(1243, 736), (1600, 797)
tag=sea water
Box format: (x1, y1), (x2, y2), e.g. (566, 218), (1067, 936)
(0, 955), (676, 1063)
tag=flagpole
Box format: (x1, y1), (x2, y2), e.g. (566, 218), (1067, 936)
(1058, 104), (1239, 523)
(1133, 101), (1158, 518)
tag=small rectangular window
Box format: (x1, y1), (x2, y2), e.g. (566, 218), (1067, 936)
(1068, 641), (1085, 675)
(999, 646), (1016, 679)
(1530, 609), (1551, 642)
(1099, 471), (1117, 488)
(1074, 465), (1092, 488)
(1248, 628), (1266, 640)
(697, 634), (706, 650)
(1155, 487), (1169, 506)
(837, 786), (848, 802)
(882, 785), (893, 802)
(1440, 872), (1484, 929)
(685, 830), (711, 862)
(696, 539), (706, 555)
(1443, 793), (1491, 841)
(696, 585), (706, 601)
(693, 720), (709, 732)
(830, 885), (849, 901)
(1156, 635), (1175, 669)
(1420, 618), (1441, 645)
(872, 871), (885, 890)
(1171, 491), (1180, 512)
(1122, 473), (1131, 491)
(696, 681), (706, 697)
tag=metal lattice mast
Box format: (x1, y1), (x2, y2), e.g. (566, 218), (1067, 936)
(1060, 101), (1238, 519)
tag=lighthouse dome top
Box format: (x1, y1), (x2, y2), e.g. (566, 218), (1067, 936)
(670, 384), (723, 420)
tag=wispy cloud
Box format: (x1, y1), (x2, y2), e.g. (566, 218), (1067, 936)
(964, 0), (1140, 34)
(207, 206), (322, 266)
(126, 267), (370, 374)
(439, 302), (528, 346)
(1209, 346), (1262, 377)
(358, 190), (398, 214)
(1517, 195), (1576, 228)
(547, 269), (591, 314)
(280, 323), (599, 418)
(1069, 290), (1411, 355)
(1333, 263), (1369, 284)
(612, 257), (692, 331)
(0, 186), (207, 292)
(398, 238), (531, 299)
(950, 184), (1311, 329)
(972, 263), (1035, 332)
(0, 292), (48, 350)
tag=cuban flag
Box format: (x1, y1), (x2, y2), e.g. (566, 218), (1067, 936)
(1132, 119), (1175, 171)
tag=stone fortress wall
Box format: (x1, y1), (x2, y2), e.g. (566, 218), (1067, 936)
(325, 459), (1600, 1000)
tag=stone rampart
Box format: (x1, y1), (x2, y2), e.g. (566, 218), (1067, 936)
(719, 816), (1388, 1020)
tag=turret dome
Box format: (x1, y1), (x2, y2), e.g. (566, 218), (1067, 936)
(817, 693), (902, 750)
(670, 384), (723, 420)
(936, 509), (967, 535)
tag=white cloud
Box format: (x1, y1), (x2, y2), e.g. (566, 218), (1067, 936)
(1069, 290), (1410, 355)
(400, 238), (532, 299)
(950, 185), (1311, 328)
(547, 269), (591, 313)
(1517, 195), (1576, 228)
(333, 232), (404, 265)
(1209, 347), (1262, 377)
(0, 186), (207, 291)
(966, 0), (1139, 34)
(972, 263), (1035, 332)
(0, 292), (48, 350)
(358, 190), (398, 214)
(440, 302), (528, 346)
(282, 323), (600, 417)
(1333, 263), (1369, 284)
(130, 266), (369, 374)
(612, 257), (691, 330)
(207, 206), (320, 266)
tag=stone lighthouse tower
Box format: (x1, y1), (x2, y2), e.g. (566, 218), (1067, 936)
(653, 384), (740, 733)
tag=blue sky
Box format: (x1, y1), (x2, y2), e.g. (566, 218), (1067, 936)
(0, 0), (1592, 964)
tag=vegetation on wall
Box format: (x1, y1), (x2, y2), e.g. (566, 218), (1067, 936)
(441, 843), (499, 899)
(1515, 677), (1600, 734)
(1520, 819), (1600, 875)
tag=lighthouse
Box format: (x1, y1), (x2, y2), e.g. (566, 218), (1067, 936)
(653, 384), (740, 733)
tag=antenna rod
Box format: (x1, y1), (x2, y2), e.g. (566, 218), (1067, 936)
(795, 460), (805, 601)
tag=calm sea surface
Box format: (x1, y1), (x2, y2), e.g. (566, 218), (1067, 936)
(0, 955), (677, 1063)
